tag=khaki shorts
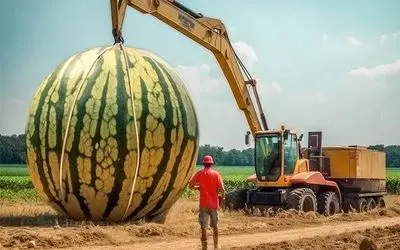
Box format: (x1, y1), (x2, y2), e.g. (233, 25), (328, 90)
(199, 207), (219, 229)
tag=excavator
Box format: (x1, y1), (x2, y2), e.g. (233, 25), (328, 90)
(110, 0), (387, 215)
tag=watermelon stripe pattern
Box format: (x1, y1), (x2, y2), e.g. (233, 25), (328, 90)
(25, 45), (200, 221)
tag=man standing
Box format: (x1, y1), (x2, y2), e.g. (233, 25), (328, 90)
(189, 155), (225, 250)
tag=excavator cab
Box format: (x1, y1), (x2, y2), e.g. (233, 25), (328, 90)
(252, 126), (305, 186)
(254, 133), (281, 181)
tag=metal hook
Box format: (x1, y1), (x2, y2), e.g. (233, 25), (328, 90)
(112, 28), (124, 44)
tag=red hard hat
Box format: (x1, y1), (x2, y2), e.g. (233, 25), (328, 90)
(203, 155), (214, 165)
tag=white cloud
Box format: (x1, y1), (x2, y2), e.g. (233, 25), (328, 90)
(175, 64), (222, 96)
(175, 64), (284, 149)
(258, 81), (282, 96)
(271, 82), (282, 92)
(321, 33), (328, 42)
(345, 36), (364, 47)
(348, 60), (400, 79)
(379, 31), (400, 44)
(315, 92), (324, 104)
(229, 26), (237, 33)
(232, 41), (258, 69)
(298, 91), (324, 104)
(380, 34), (388, 44)
(175, 64), (249, 149)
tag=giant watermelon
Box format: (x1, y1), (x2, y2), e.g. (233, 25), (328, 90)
(25, 45), (199, 221)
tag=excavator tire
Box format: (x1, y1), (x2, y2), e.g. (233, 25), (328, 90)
(224, 189), (247, 210)
(367, 198), (376, 210)
(342, 198), (354, 213)
(356, 198), (368, 213)
(286, 188), (317, 212)
(375, 196), (386, 208)
(317, 191), (340, 216)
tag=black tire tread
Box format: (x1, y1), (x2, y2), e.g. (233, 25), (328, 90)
(317, 191), (340, 216)
(367, 197), (376, 210)
(286, 188), (317, 212)
(357, 198), (367, 212)
(224, 189), (247, 210)
(375, 196), (386, 208)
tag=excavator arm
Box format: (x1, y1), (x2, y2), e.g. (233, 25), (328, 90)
(110, 0), (268, 136)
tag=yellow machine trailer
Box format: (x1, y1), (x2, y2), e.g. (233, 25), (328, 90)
(321, 146), (386, 211)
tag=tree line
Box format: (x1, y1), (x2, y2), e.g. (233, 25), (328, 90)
(368, 144), (400, 168)
(196, 144), (255, 166)
(1, 134), (400, 168)
(0, 134), (26, 164)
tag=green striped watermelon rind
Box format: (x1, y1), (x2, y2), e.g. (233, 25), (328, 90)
(25, 45), (200, 221)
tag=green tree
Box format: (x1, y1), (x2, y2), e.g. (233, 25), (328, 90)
(369, 144), (400, 168)
(0, 134), (26, 164)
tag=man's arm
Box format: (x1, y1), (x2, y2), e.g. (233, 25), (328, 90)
(188, 172), (200, 190)
(217, 174), (226, 200)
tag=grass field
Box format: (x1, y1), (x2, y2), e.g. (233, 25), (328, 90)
(0, 166), (29, 176)
(3, 164), (400, 178)
(1, 164), (400, 201)
(0, 164), (256, 201)
(386, 168), (400, 177)
(0, 164), (255, 177)
(197, 165), (254, 178)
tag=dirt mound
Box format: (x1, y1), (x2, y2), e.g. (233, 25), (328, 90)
(1, 229), (40, 248)
(0, 227), (118, 249)
(126, 223), (172, 237)
(231, 224), (400, 250)
(359, 237), (377, 250)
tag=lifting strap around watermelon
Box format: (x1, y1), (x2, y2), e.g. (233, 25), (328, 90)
(58, 45), (142, 220)
(121, 43), (141, 220)
(59, 46), (114, 202)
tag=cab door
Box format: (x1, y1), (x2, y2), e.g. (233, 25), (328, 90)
(284, 134), (297, 175)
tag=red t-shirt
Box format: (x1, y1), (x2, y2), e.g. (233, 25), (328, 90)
(189, 167), (224, 209)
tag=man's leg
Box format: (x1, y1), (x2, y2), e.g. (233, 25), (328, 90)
(201, 228), (208, 250)
(199, 208), (210, 250)
(210, 209), (220, 249)
(212, 226), (219, 249)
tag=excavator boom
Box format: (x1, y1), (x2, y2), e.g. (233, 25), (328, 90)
(110, 0), (388, 218)
(110, 0), (268, 136)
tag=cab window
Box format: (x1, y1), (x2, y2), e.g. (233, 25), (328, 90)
(255, 134), (281, 181)
(284, 134), (297, 175)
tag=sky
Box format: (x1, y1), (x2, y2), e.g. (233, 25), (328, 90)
(0, 0), (400, 150)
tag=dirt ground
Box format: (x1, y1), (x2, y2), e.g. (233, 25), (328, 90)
(128, 217), (400, 250)
(232, 224), (400, 250)
(1, 195), (400, 249)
